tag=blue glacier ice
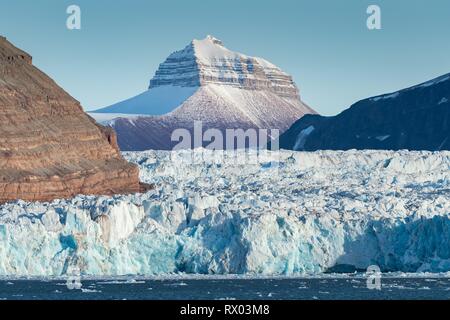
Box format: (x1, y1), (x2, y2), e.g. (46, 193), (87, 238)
(0, 149), (449, 277)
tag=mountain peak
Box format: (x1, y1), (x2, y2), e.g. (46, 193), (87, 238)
(280, 71), (450, 152)
(149, 36), (299, 99)
(92, 36), (316, 150)
(203, 35), (224, 46)
(0, 36), (32, 64)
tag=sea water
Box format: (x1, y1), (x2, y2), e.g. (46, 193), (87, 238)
(0, 276), (449, 300)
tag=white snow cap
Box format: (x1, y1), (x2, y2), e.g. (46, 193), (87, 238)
(190, 34), (278, 69)
(204, 35), (224, 46)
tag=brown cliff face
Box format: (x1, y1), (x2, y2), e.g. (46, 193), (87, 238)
(0, 37), (147, 203)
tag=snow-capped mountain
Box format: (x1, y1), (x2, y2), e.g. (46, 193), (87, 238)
(91, 35), (316, 151)
(280, 73), (450, 151)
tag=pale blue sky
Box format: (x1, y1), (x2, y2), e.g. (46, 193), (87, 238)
(1, 0), (450, 115)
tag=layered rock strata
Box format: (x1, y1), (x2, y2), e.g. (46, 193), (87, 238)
(0, 36), (149, 203)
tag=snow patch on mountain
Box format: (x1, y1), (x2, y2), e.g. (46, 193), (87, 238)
(438, 97), (448, 105)
(370, 73), (450, 103)
(372, 92), (400, 102)
(293, 126), (315, 151)
(88, 113), (143, 124)
(376, 135), (391, 142)
(417, 74), (450, 88)
(92, 86), (199, 116)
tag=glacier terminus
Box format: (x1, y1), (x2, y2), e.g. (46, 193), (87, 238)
(0, 149), (449, 277)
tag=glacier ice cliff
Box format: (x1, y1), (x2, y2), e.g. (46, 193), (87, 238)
(0, 149), (449, 276)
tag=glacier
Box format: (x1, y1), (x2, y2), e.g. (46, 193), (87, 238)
(0, 149), (449, 277)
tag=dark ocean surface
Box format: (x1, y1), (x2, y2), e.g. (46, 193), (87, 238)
(0, 276), (449, 300)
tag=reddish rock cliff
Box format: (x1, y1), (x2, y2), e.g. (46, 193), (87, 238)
(0, 37), (148, 203)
